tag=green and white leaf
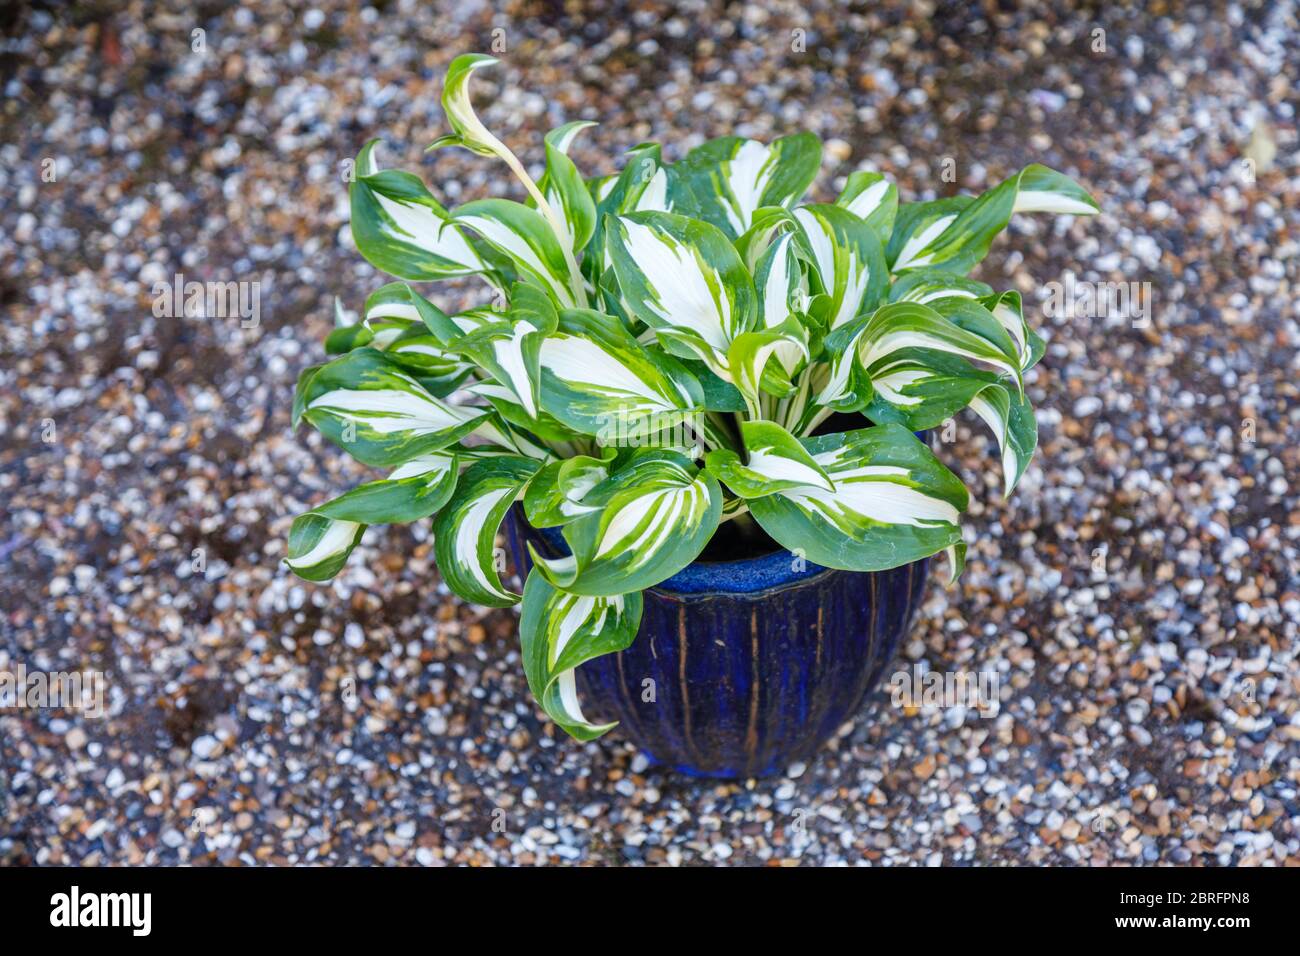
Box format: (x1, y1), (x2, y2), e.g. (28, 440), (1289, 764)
(433, 455), (540, 607)
(673, 133), (821, 238)
(428, 54), (507, 158)
(607, 211), (757, 375)
(817, 302), (1023, 413)
(706, 419), (833, 499)
(451, 199), (580, 309)
(835, 170), (898, 244)
(968, 382), (1038, 496)
(929, 298), (1024, 372)
(466, 381), (583, 446)
(792, 204), (888, 334)
(385, 328), (474, 395)
(285, 454), (459, 581)
(748, 423), (968, 572)
(726, 318), (810, 416)
(362, 281), (464, 344)
(296, 348), (486, 467)
(538, 308), (705, 437)
(888, 165), (1098, 275)
(330, 453), (459, 519)
(537, 121), (599, 253)
(735, 205), (797, 272)
(754, 231), (809, 335)
(586, 142), (666, 274)
(330, 291), (471, 391)
(943, 540), (967, 588)
(448, 284), (557, 419)
(523, 453), (613, 528)
(325, 295), (374, 353)
(980, 290), (1043, 371)
(284, 514), (365, 582)
(888, 269), (993, 307)
(349, 140), (486, 282)
(519, 571), (642, 740)
(886, 196), (972, 273)
(863, 351), (999, 431)
(529, 450), (722, 595)
(459, 411), (552, 461)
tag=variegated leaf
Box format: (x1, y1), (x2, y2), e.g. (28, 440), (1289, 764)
(433, 455), (540, 607)
(754, 231), (808, 335)
(738, 207), (800, 273)
(428, 53), (506, 158)
(706, 419), (833, 499)
(465, 381), (583, 446)
(519, 571), (642, 740)
(607, 211), (757, 374)
(385, 328), (475, 396)
(451, 199), (580, 309)
(672, 133), (821, 238)
(538, 308), (704, 437)
(285, 454), (459, 581)
(817, 302), (1023, 413)
(325, 296), (374, 353)
(535, 121), (599, 253)
(285, 514), (365, 582)
(523, 453), (614, 528)
(944, 540), (968, 588)
(586, 142), (666, 280)
(968, 382), (1038, 496)
(863, 351), (999, 431)
(748, 423), (968, 572)
(296, 348), (487, 467)
(726, 318), (810, 416)
(929, 298), (1024, 369)
(330, 288), (470, 391)
(362, 281), (463, 344)
(835, 170), (898, 244)
(887, 164), (1098, 274)
(448, 284), (557, 420)
(888, 269), (993, 307)
(886, 196), (971, 273)
(792, 204), (888, 334)
(328, 298), (473, 395)
(325, 453), (460, 521)
(529, 450), (722, 596)
(980, 290), (1044, 371)
(349, 141), (486, 282)
(459, 411), (552, 461)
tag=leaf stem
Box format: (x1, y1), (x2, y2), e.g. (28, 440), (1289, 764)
(499, 150), (589, 309)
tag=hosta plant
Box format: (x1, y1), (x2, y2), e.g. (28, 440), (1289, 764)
(287, 55), (1098, 740)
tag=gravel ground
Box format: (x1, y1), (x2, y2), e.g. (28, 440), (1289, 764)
(2, 0), (1298, 866)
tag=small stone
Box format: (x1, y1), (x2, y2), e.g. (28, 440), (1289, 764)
(1073, 396), (1103, 417)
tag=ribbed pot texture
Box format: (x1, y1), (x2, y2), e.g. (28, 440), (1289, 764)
(503, 508), (928, 778)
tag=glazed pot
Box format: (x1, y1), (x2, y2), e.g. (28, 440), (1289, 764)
(504, 508), (928, 778)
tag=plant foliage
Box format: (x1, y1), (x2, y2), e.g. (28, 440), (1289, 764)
(288, 55), (1099, 739)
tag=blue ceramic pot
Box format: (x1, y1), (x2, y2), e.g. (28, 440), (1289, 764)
(504, 508), (929, 778)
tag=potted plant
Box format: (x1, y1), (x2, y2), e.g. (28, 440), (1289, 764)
(286, 54), (1098, 777)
